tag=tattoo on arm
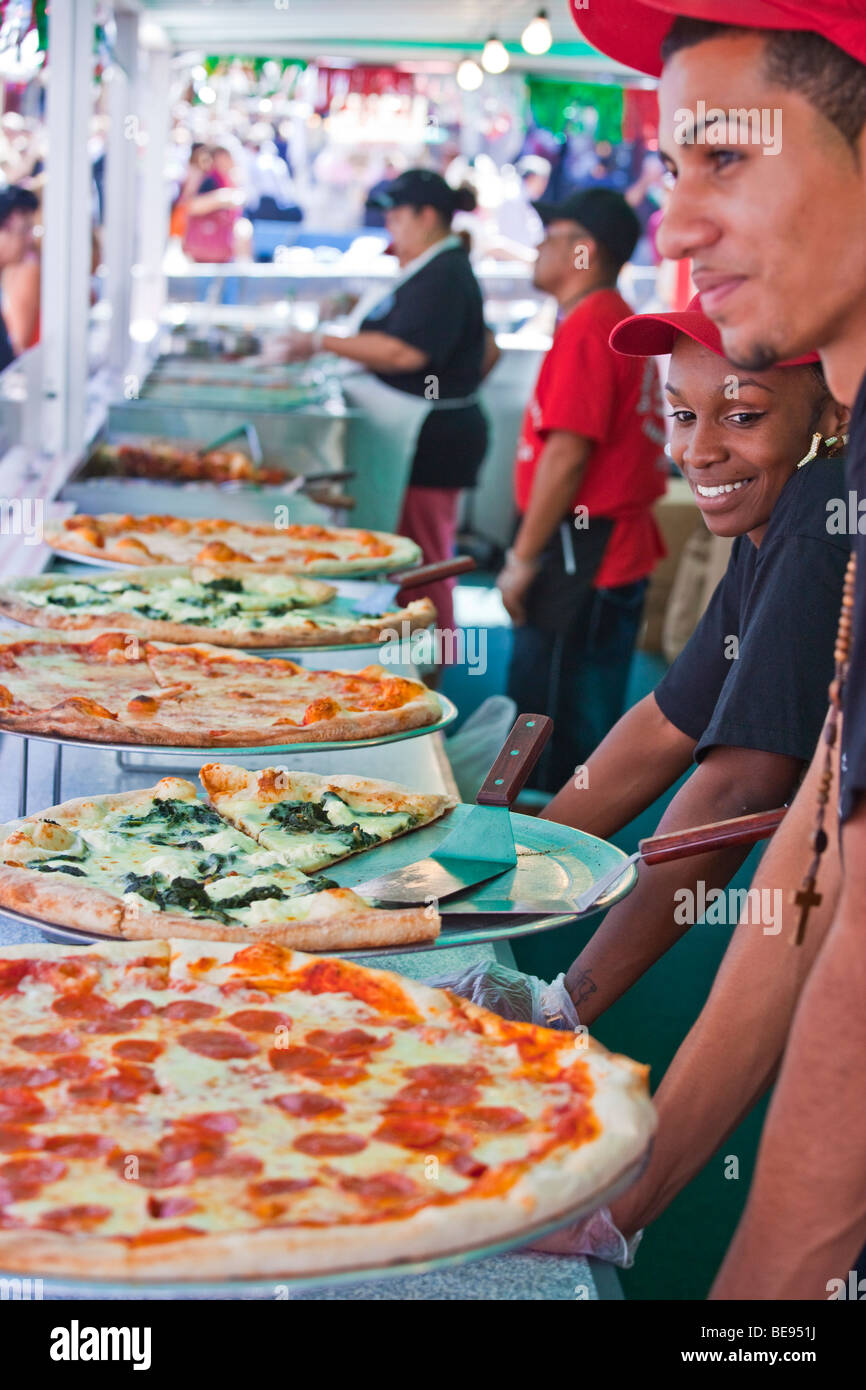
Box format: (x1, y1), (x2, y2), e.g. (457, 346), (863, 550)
(570, 969), (597, 1007)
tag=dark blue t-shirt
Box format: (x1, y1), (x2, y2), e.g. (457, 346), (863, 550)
(656, 456), (849, 764)
(839, 374), (866, 821)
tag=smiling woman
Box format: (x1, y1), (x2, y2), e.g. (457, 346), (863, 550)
(540, 293), (850, 1024)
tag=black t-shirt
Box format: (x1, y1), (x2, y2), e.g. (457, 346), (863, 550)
(839, 374), (866, 822)
(361, 244), (488, 489)
(656, 457), (849, 765)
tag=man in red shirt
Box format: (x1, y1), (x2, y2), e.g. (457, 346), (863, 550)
(498, 187), (668, 790)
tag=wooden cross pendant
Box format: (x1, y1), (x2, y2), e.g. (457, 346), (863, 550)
(792, 882), (822, 945)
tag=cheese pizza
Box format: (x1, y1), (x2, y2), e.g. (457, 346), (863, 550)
(45, 515), (421, 575)
(0, 775), (452, 949)
(0, 565), (436, 648)
(0, 938), (655, 1280)
(0, 630), (443, 746)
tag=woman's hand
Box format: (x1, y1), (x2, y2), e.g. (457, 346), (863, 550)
(496, 549), (539, 625)
(260, 330), (317, 365)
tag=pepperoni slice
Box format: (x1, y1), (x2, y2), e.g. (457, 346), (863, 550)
(161, 1000), (219, 1021)
(226, 1009), (291, 1033)
(116, 999), (156, 1019)
(203, 1152), (263, 1178)
(52, 992), (114, 1019)
(107, 1151), (191, 1189)
(176, 1112), (240, 1136)
(158, 1130), (226, 1163)
(340, 1172), (420, 1201)
(374, 1115), (445, 1150)
(0, 1156), (67, 1185)
(52, 1054), (103, 1080)
(39, 1204), (112, 1231)
(462, 1106), (527, 1131)
(292, 1132), (367, 1156)
(305, 1028), (389, 1055)
(0, 1125), (43, 1152)
(273, 1092), (345, 1118)
(250, 1178), (316, 1197)
(77, 1018), (138, 1036)
(70, 1065), (158, 1104)
(13, 1030), (80, 1054)
(0, 960), (30, 997)
(268, 1045), (328, 1073)
(148, 1195), (198, 1219)
(179, 1031), (259, 1060)
(452, 1152), (488, 1179)
(0, 1066), (58, 1088)
(112, 1040), (163, 1062)
(0, 1088), (45, 1124)
(405, 1064), (490, 1085)
(389, 1079), (480, 1110)
(44, 1134), (116, 1158)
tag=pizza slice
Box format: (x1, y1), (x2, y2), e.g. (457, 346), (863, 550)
(199, 764), (456, 872)
(0, 778), (438, 950)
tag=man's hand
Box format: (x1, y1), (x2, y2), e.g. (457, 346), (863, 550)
(496, 549), (539, 625)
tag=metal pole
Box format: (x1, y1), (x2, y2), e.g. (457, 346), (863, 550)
(104, 8), (140, 379)
(41, 0), (95, 457)
(134, 43), (172, 334)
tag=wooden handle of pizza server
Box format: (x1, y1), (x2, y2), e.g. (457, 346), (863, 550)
(475, 714), (554, 809)
(386, 556), (477, 588)
(639, 806), (788, 865)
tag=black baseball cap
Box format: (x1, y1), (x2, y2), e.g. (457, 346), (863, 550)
(533, 187), (641, 267)
(366, 168), (462, 216)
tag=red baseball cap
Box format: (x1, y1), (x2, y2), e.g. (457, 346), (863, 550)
(571, 1), (866, 79)
(610, 293), (821, 364)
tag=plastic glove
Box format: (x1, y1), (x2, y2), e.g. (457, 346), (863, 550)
(529, 1206), (644, 1266)
(428, 960), (580, 1031)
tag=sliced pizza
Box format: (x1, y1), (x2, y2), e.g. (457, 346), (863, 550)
(0, 778), (437, 950)
(199, 764), (456, 872)
(0, 629), (443, 746)
(44, 514), (421, 575)
(0, 564), (435, 648)
(0, 937), (655, 1281)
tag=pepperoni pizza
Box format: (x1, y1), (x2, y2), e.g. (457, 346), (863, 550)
(0, 939), (655, 1280)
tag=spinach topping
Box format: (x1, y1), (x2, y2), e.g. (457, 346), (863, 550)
(266, 797), (382, 849)
(116, 798), (223, 840)
(287, 877), (338, 897)
(195, 852), (236, 878)
(122, 871), (290, 923)
(132, 605), (169, 620)
(203, 577), (244, 595)
(35, 863), (87, 876)
(265, 601), (303, 617)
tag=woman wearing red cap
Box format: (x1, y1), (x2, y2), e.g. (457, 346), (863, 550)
(440, 298), (847, 1029)
(539, 296), (848, 1011)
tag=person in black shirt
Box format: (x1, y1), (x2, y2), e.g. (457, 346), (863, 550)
(535, 298), (849, 1021)
(275, 169), (499, 633)
(0, 185), (38, 372)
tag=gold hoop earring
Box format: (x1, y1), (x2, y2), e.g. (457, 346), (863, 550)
(797, 432), (822, 468)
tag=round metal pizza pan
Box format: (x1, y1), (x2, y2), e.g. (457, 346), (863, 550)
(48, 548), (423, 580)
(0, 694), (457, 758)
(0, 1149), (649, 1298)
(0, 810), (636, 951)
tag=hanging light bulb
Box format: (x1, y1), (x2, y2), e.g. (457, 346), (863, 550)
(456, 57), (484, 91)
(482, 37), (510, 75)
(521, 9), (553, 56)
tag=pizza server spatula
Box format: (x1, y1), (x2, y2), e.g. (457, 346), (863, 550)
(331, 556), (477, 617)
(352, 713), (554, 907)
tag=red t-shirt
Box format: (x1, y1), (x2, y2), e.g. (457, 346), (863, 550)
(514, 288), (668, 589)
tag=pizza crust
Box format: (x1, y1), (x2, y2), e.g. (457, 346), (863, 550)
(116, 904), (438, 950)
(0, 575), (436, 650)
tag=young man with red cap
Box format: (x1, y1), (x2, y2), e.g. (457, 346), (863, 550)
(498, 187), (668, 791)
(564, 0), (866, 1300)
